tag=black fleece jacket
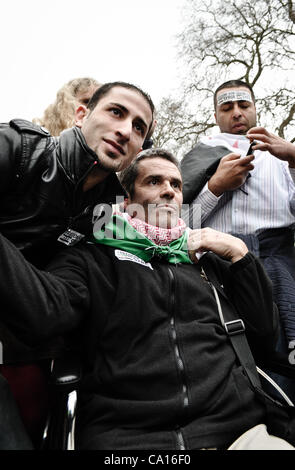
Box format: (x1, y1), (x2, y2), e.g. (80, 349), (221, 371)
(0, 234), (278, 450)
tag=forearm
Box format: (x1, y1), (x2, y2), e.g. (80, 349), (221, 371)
(194, 183), (222, 223)
(0, 234), (89, 345)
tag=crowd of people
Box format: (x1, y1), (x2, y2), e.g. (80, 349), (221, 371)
(0, 76), (294, 451)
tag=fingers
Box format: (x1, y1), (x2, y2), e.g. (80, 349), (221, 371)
(247, 126), (270, 138)
(246, 128), (293, 160)
(220, 153), (254, 167)
(210, 153), (254, 195)
(188, 228), (248, 263)
(239, 154), (255, 165)
(188, 229), (202, 250)
(187, 229), (203, 263)
(223, 153), (242, 161)
(222, 153), (254, 162)
(246, 127), (274, 148)
(188, 228), (219, 254)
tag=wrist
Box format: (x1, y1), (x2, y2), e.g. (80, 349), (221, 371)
(230, 244), (248, 263)
(208, 177), (224, 197)
(287, 145), (295, 168)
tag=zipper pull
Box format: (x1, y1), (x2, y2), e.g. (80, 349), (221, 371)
(200, 267), (209, 282)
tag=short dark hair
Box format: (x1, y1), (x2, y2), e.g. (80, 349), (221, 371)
(120, 148), (180, 198)
(214, 80), (255, 110)
(87, 81), (155, 138)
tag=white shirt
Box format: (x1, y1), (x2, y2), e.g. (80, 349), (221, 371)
(184, 133), (295, 235)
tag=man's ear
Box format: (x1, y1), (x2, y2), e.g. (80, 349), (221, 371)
(214, 112), (217, 123)
(124, 196), (132, 215)
(125, 200), (140, 219)
(124, 197), (130, 210)
(75, 105), (88, 128)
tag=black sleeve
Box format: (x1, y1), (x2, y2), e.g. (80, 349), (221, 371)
(0, 233), (90, 345)
(180, 143), (229, 204)
(202, 252), (279, 352)
(225, 252), (279, 351)
(0, 124), (20, 192)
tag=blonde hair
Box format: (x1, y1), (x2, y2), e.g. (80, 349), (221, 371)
(34, 77), (101, 136)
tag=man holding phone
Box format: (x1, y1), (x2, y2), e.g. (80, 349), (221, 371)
(181, 80), (295, 228)
(181, 79), (295, 400)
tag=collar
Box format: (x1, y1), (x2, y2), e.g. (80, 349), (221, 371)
(57, 127), (99, 184)
(201, 133), (251, 156)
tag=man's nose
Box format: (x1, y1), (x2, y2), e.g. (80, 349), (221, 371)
(116, 119), (132, 141)
(232, 103), (242, 118)
(160, 182), (176, 199)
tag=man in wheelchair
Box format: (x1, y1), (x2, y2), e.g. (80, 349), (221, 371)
(0, 148), (293, 450)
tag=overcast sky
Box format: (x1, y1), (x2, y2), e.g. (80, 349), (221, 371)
(0, 0), (184, 122)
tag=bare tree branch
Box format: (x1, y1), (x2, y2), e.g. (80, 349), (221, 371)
(155, 0), (295, 156)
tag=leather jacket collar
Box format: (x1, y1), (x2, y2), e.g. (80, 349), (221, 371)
(56, 126), (99, 184)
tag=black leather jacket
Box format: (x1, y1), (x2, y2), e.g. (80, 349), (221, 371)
(0, 119), (125, 363)
(0, 119), (125, 268)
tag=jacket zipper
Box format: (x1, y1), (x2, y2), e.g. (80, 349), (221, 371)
(65, 161), (99, 229)
(168, 266), (188, 450)
(72, 161), (98, 212)
(56, 147), (98, 226)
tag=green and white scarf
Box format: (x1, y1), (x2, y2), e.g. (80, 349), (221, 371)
(93, 212), (192, 265)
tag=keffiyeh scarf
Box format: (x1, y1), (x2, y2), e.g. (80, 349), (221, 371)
(93, 210), (192, 264)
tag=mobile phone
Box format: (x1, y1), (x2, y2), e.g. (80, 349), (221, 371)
(246, 141), (257, 156)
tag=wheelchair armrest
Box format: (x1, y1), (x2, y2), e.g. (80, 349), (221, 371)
(42, 352), (82, 449)
(258, 351), (295, 379)
(50, 352), (82, 393)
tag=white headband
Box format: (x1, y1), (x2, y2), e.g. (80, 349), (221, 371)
(217, 90), (253, 106)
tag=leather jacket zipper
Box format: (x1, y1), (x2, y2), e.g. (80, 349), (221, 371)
(72, 161), (98, 212)
(56, 151), (98, 222)
(168, 266), (188, 450)
(65, 161), (98, 229)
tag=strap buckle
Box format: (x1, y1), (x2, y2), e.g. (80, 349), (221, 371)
(224, 319), (245, 336)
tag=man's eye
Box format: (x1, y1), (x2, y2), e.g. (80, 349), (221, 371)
(111, 108), (121, 116)
(149, 178), (158, 185)
(172, 182), (180, 188)
(134, 123), (144, 135)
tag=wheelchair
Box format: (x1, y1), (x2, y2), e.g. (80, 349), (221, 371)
(40, 349), (295, 450)
(41, 352), (81, 450)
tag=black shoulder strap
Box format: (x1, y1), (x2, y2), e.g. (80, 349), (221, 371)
(202, 265), (294, 407)
(204, 267), (262, 391)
